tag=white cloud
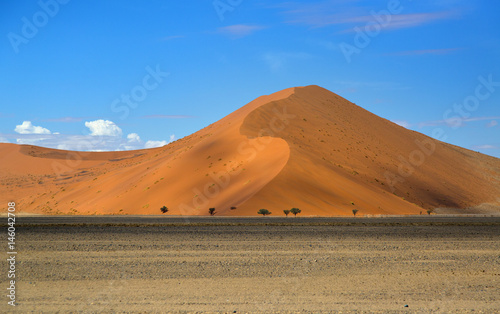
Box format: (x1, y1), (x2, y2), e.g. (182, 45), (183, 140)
(145, 140), (168, 149)
(15, 121), (51, 134)
(140, 114), (195, 119)
(56, 143), (71, 150)
(418, 116), (500, 128)
(217, 24), (266, 38)
(486, 120), (498, 128)
(392, 120), (411, 128)
(43, 117), (84, 123)
(384, 48), (463, 56)
(263, 52), (312, 71)
(117, 133), (143, 151)
(127, 133), (141, 142)
(4, 120), (175, 152)
(6, 132), (174, 151)
(473, 144), (499, 150)
(159, 35), (184, 41)
(280, 1), (459, 31)
(85, 119), (122, 136)
(16, 138), (43, 145)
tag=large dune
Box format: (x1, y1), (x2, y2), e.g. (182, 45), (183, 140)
(1, 86), (499, 216)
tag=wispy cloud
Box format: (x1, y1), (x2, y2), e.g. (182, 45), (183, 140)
(0, 113), (15, 118)
(384, 47), (463, 56)
(486, 120), (498, 128)
(216, 24), (267, 38)
(279, 1), (459, 31)
(334, 11), (459, 33)
(418, 116), (500, 128)
(472, 144), (500, 150)
(262, 52), (312, 71)
(307, 38), (341, 52)
(43, 117), (86, 123)
(159, 35), (184, 41)
(3, 133), (175, 152)
(334, 80), (410, 93)
(140, 114), (195, 119)
(357, 11), (457, 32)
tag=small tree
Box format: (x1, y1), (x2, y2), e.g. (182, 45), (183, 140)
(258, 209), (271, 216)
(290, 208), (301, 217)
(426, 209), (433, 215)
(352, 209), (358, 216)
(283, 209), (290, 217)
(160, 206), (168, 214)
(209, 208), (216, 216)
(230, 206), (237, 210)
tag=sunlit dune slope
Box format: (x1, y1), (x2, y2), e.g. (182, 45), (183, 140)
(1, 86), (499, 216)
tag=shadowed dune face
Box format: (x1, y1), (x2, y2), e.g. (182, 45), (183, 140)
(1, 85), (499, 216)
(239, 86), (500, 215)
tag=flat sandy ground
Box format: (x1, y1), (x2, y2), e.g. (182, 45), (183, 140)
(3, 216), (500, 313)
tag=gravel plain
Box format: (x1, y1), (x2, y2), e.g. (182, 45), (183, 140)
(3, 216), (500, 313)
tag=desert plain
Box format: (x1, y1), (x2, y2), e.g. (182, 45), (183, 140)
(3, 215), (499, 313)
(2, 87), (500, 313)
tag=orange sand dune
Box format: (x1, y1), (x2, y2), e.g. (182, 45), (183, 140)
(1, 86), (499, 216)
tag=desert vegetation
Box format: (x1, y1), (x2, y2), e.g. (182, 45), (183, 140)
(257, 209), (271, 216)
(290, 208), (301, 217)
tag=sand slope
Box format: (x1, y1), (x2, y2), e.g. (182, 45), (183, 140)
(1, 86), (499, 215)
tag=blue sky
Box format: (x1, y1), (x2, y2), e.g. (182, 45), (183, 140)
(1, 0), (499, 157)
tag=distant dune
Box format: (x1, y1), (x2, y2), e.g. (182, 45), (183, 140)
(1, 86), (499, 216)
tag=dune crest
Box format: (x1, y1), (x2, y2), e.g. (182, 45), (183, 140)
(1, 86), (499, 215)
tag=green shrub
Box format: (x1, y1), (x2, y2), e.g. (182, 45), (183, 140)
(290, 208), (301, 217)
(258, 209), (271, 216)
